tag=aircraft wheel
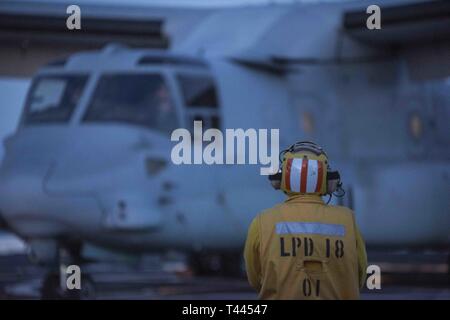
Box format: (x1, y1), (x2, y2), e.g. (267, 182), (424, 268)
(79, 274), (96, 300)
(60, 273), (97, 300)
(447, 253), (450, 276)
(189, 253), (222, 275)
(189, 253), (243, 277)
(220, 253), (244, 278)
(40, 273), (62, 300)
(41, 272), (96, 300)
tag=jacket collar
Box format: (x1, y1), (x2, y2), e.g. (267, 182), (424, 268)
(285, 194), (325, 205)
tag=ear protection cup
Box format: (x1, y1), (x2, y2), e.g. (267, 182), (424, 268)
(268, 171), (282, 190)
(326, 170), (341, 194)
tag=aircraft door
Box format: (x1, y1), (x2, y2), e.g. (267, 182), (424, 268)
(160, 70), (242, 250)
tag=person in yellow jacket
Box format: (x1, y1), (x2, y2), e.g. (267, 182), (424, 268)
(244, 141), (367, 300)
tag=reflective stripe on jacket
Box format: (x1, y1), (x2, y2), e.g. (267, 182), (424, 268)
(244, 194), (367, 300)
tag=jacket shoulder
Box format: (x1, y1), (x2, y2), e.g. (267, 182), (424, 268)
(258, 202), (285, 220)
(327, 204), (355, 216)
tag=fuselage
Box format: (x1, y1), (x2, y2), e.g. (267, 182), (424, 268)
(0, 26), (449, 257)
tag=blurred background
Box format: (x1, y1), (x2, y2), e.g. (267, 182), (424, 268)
(0, 0), (449, 299)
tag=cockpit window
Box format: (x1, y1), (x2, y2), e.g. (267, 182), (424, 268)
(23, 75), (88, 124)
(83, 74), (178, 134)
(177, 74), (218, 108)
(177, 73), (221, 131)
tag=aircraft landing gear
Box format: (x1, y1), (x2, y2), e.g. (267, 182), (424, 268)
(40, 272), (60, 300)
(189, 252), (244, 277)
(41, 272), (96, 300)
(447, 252), (450, 277)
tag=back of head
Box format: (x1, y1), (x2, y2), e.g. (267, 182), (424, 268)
(269, 141), (342, 197)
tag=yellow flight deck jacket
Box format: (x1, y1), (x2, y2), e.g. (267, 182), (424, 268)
(244, 194), (368, 300)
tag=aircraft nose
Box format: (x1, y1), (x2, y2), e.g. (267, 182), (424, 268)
(0, 127), (105, 237)
(0, 164), (104, 238)
(0, 167), (63, 237)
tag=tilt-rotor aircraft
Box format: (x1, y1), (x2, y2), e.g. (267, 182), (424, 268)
(0, 0), (448, 298)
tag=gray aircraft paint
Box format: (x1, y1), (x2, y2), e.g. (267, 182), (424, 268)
(0, 0), (448, 260)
